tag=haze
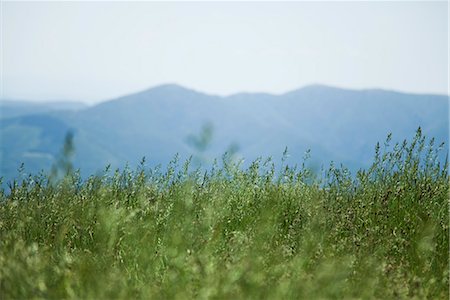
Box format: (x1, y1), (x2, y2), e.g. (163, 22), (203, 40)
(1, 1), (448, 103)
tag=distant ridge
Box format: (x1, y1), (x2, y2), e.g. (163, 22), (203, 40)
(1, 83), (448, 184)
(0, 100), (86, 119)
(101, 83), (449, 105)
(2, 84), (447, 107)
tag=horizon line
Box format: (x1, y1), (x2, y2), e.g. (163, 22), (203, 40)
(1, 83), (449, 105)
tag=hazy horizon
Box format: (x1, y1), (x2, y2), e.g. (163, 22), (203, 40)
(2, 82), (450, 105)
(2, 1), (449, 104)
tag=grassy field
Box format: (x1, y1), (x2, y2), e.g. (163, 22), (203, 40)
(0, 129), (448, 299)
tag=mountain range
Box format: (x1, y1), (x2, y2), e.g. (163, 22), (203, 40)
(1, 84), (448, 183)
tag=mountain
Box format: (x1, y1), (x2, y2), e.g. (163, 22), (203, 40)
(1, 84), (448, 183)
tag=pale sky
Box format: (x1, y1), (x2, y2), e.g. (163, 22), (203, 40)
(1, 1), (449, 103)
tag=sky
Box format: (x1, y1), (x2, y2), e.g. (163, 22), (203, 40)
(1, 1), (449, 103)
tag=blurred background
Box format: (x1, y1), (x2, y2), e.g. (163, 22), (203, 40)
(0, 1), (448, 182)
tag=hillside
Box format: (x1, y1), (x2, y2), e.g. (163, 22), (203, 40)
(0, 84), (448, 183)
(0, 100), (86, 119)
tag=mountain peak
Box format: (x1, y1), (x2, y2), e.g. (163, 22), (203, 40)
(149, 83), (190, 92)
(138, 83), (213, 98)
(282, 84), (347, 97)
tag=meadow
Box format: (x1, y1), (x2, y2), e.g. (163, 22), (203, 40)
(0, 128), (448, 299)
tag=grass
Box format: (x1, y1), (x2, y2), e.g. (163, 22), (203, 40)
(0, 128), (448, 299)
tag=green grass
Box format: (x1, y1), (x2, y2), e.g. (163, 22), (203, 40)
(0, 129), (448, 299)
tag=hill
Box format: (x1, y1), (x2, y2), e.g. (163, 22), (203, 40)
(0, 84), (448, 182)
(0, 100), (86, 119)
